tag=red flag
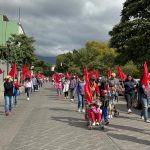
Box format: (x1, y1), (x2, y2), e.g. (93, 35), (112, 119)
(107, 69), (112, 79)
(0, 68), (3, 74)
(117, 66), (126, 81)
(94, 70), (99, 80)
(26, 70), (31, 78)
(84, 82), (93, 104)
(66, 71), (70, 79)
(9, 63), (18, 78)
(88, 71), (95, 79)
(141, 62), (149, 91)
(84, 67), (89, 82)
(22, 64), (29, 80)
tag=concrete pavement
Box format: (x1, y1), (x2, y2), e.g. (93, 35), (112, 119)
(0, 83), (150, 150)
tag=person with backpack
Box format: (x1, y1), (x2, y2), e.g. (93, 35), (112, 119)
(69, 76), (77, 101)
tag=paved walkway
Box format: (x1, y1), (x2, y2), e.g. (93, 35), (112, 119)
(0, 83), (150, 150)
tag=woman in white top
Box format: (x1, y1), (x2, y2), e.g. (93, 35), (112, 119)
(24, 77), (32, 100)
(63, 78), (70, 99)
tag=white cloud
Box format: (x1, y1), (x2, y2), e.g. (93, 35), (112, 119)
(0, 0), (125, 57)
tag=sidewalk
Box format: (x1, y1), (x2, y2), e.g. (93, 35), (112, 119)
(0, 83), (150, 150)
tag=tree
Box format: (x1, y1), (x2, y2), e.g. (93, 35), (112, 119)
(109, 0), (150, 66)
(55, 41), (117, 75)
(33, 59), (52, 76)
(6, 34), (36, 70)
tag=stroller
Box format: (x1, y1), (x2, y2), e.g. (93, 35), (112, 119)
(85, 101), (104, 130)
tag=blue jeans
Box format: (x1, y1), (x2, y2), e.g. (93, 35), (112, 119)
(141, 97), (149, 121)
(4, 96), (14, 112)
(102, 107), (108, 122)
(78, 94), (84, 109)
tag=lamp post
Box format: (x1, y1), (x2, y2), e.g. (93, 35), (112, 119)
(6, 42), (10, 75)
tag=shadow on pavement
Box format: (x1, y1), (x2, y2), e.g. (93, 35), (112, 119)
(107, 133), (150, 146)
(51, 116), (87, 130)
(49, 108), (75, 112)
(109, 124), (150, 135)
(0, 110), (4, 115)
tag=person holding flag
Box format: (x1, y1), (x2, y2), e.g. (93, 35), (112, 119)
(139, 62), (150, 123)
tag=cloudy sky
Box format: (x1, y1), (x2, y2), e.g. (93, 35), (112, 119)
(0, 0), (125, 57)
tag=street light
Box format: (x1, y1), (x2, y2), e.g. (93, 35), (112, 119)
(6, 42), (11, 75)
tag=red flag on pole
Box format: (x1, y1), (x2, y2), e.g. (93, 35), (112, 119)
(84, 82), (93, 105)
(22, 64), (29, 80)
(9, 63), (18, 78)
(66, 71), (70, 79)
(117, 66), (126, 81)
(84, 67), (89, 82)
(141, 61), (149, 91)
(107, 69), (112, 79)
(0, 68), (3, 74)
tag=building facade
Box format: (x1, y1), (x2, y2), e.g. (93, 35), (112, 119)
(0, 15), (25, 100)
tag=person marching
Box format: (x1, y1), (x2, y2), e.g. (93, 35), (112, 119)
(76, 74), (86, 112)
(63, 77), (70, 99)
(24, 76), (32, 101)
(4, 76), (14, 116)
(124, 75), (137, 113)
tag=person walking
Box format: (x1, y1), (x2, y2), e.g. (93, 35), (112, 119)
(69, 76), (77, 101)
(124, 75), (137, 113)
(76, 74), (86, 112)
(4, 76), (14, 116)
(32, 76), (38, 92)
(24, 77), (32, 101)
(63, 77), (70, 99)
(13, 79), (21, 106)
(57, 80), (63, 96)
(139, 76), (150, 123)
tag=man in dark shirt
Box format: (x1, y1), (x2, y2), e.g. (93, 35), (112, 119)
(4, 76), (14, 116)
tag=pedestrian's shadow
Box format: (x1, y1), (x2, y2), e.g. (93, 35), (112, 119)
(49, 108), (75, 112)
(51, 116), (116, 132)
(0, 110), (4, 115)
(108, 124), (150, 135)
(107, 133), (150, 146)
(0, 104), (4, 107)
(51, 116), (88, 130)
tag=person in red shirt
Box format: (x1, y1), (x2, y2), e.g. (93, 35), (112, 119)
(84, 76), (101, 126)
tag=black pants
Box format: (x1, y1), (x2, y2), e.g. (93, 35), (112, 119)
(64, 91), (68, 97)
(70, 89), (74, 99)
(125, 92), (134, 109)
(33, 85), (37, 92)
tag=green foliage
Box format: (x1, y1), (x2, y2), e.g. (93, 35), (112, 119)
(109, 0), (150, 66)
(122, 61), (140, 78)
(3, 34), (36, 70)
(33, 59), (52, 76)
(55, 41), (118, 75)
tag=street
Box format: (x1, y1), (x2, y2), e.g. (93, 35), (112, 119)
(0, 83), (150, 150)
